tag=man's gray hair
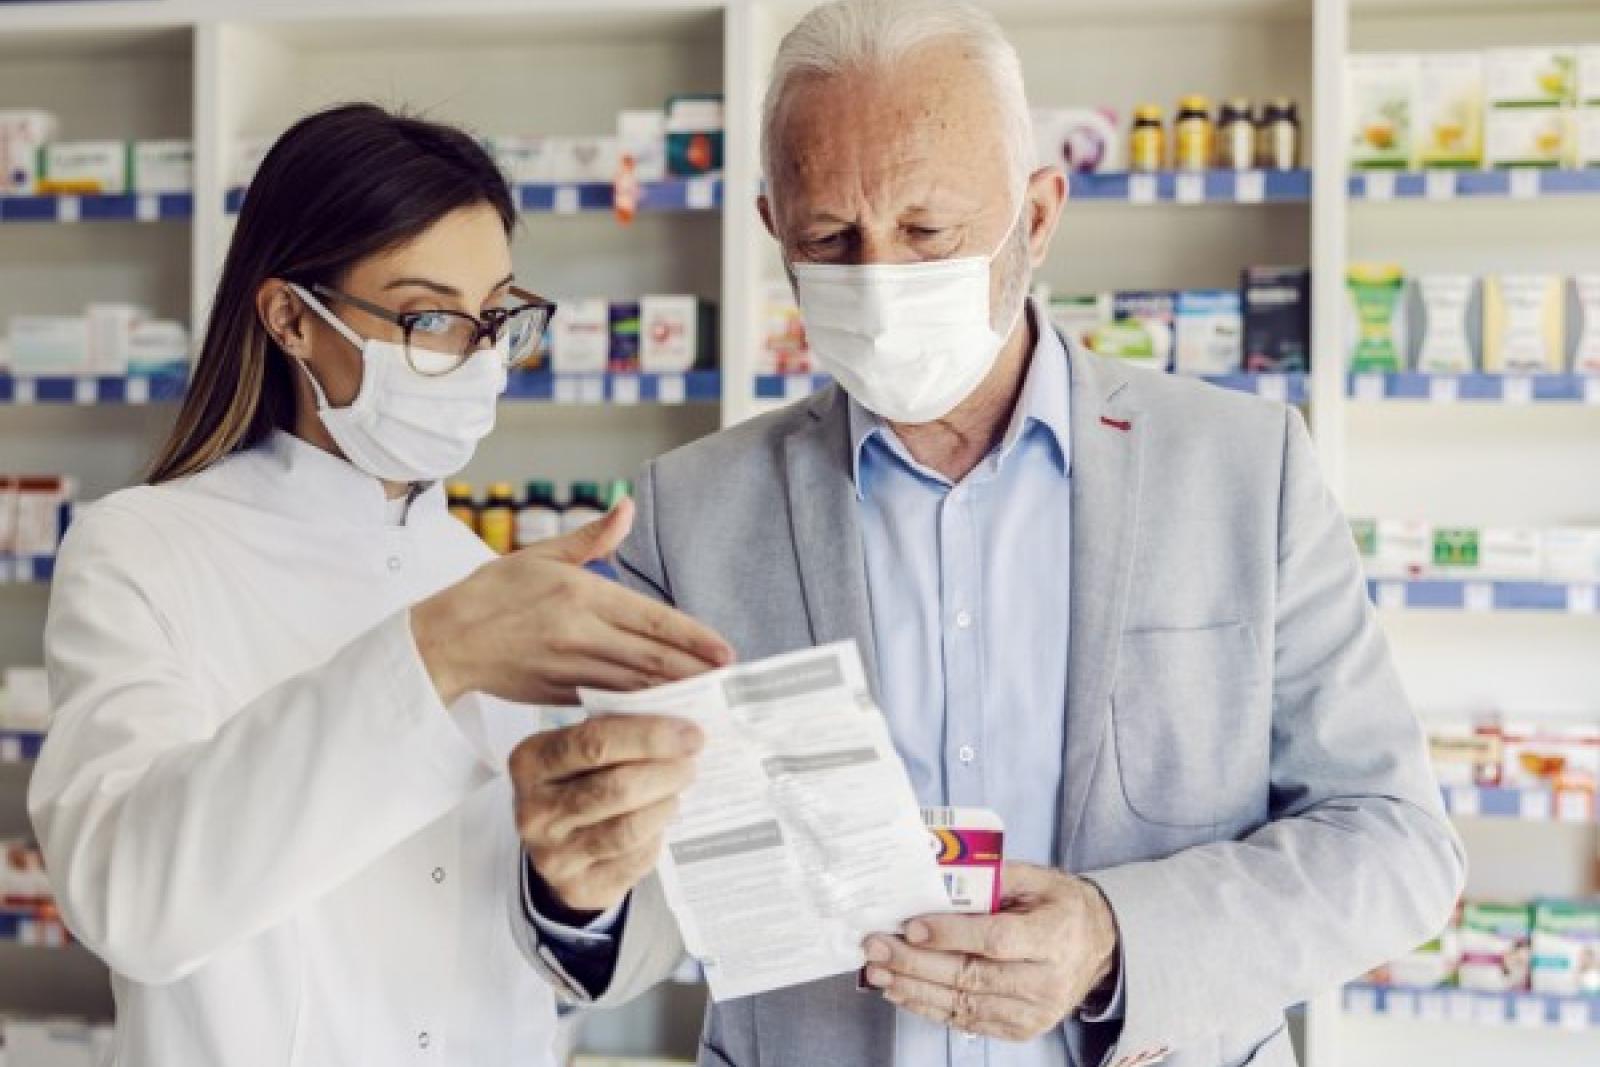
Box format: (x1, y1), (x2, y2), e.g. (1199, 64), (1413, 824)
(761, 0), (1033, 203)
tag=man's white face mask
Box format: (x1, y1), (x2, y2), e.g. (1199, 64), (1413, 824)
(287, 282), (508, 484)
(790, 205), (1027, 424)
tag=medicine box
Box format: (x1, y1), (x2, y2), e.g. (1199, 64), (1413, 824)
(1480, 527), (1543, 579)
(665, 94), (724, 177)
(1346, 263), (1408, 374)
(1485, 108), (1573, 168)
(547, 136), (621, 183)
(640, 295), (715, 373)
(1373, 519), (1432, 578)
(1483, 274), (1565, 373)
(0, 474), (73, 557)
(617, 110), (668, 182)
(1580, 46), (1600, 107)
(1092, 291), (1174, 372)
(0, 109), (56, 194)
(1415, 275), (1476, 373)
(549, 298), (611, 373)
(761, 283), (810, 376)
(86, 304), (143, 375)
(1242, 266), (1311, 372)
(228, 135), (274, 188)
(132, 140), (193, 194)
(1573, 275), (1600, 374)
(126, 320), (190, 376)
(608, 301), (641, 373)
(1485, 47), (1577, 108)
(488, 136), (551, 184)
(1415, 53), (1484, 168)
(1046, 293), (1110, 353)
(1544, 528), (1600, 582)
(6, 316), (89, 376)
(38, 140), (128, 195)
(1032, 107), (1121, 174)
(1431, 526), (1479, 573)
(1531, 901), (1600, 997)
(1347, 54), (1416, 170)
(1458, 901), (1533, 993)
(1174, 289), (1242, 375)
(1578, 109), (1600, 168)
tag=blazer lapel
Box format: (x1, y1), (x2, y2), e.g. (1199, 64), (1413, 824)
(782, 385), (883, 698)
(1058, 349), (1145, 866)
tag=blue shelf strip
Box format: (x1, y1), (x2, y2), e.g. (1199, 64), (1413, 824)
(1345, 982), (1600, 1029)
(0, 910), (72, 948)
(0, 730), (44, 763)
(0, 192), (193, 223)
(755, 372), (1308, 404)
(1368, 578), (1598, 614)
(0, 373), (187, 405)
(0, 555), (55, 584)
(1439, 785), (1594, 823)
(1069, 169), (1311, 204)
(503, 371), (720, 404)
(1351, 372), (1600, 404)
(1349, 168), (1600, 201)
(230, 179), (722, 217)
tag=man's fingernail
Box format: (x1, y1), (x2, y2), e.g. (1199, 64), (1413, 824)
(866, 966), (891, 988)
(906, 921), (930, 944)
(864, 940), (890, 963)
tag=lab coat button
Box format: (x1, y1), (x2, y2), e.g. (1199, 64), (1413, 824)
(955, 609), (973, 629)
(387, 556), (402, 572)
(958, 745), (976, 764)
(418, 1031), (431, 1049)
(432, 867), (446, 884)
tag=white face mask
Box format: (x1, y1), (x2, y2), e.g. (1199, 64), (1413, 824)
(288, 283), (508, 483)
(791, 207), (1028, 424)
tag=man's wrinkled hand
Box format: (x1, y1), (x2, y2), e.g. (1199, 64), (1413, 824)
(861, 861), (1119, 1041)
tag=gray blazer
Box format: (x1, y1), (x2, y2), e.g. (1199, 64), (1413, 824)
(595, 347), (1464, 1067)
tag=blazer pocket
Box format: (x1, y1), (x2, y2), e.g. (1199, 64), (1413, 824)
(1111, 622), (1266, 829)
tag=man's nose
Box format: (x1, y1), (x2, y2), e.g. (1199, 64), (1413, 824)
(854, 230), (916, 267)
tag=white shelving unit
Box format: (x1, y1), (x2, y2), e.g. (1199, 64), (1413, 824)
(3, 1), (1597, 1064)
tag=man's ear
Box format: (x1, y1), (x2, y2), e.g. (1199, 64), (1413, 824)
(757, 193), (779, 243)
(257, 280), (314, 359)
(1024, 166), (1067, 269)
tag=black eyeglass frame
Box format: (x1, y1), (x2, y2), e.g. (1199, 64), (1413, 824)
(308, 282), (557, 376)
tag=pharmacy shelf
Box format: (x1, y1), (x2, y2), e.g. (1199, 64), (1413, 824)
(1344, 983), (1600, 1031)
(1439, 784), (1595, 824)
(754, 372), (1310, 405)
(0, 912), (72, 950)
(0, 730), (45, 764)
(504, 371), (720, 405)
(225, 177), (723, 217)
(0, 556), (53, 584)
(1368, 579), (1600, 614)
(0, 193), (193, 225)
(0, 373), (186, 406)
(1348, 169), (1600, 203)
(1068, 170), (1311, 205)
(1349, 373), (1600, 405)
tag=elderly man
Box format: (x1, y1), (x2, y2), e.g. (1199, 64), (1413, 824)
(512, 0), (1464, 1064)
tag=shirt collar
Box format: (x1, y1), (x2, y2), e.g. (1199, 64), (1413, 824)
(848, 297), (1071, 497)
(221, 430), (444, 528)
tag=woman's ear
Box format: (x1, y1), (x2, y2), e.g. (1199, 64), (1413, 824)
(257, 280), (313, 358)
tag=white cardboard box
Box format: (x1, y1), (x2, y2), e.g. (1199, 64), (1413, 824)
(39, 140), (128, 195)
(6, 316), (89, 376)
(132, 139), (193, 194)
(549, 298), (610, 373)
(1485, 47), (1577, 108)
(640, 295), (701, 373)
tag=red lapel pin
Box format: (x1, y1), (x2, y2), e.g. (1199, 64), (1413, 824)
(1100, 416), (1132, 432)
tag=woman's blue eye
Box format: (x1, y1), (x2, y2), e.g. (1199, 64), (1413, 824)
(412, 312), (453, 334)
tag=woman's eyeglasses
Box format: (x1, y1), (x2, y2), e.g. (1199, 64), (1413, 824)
(309, 283), (557, 377)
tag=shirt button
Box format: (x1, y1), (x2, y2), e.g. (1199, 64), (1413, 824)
(958, 745), (976, 764)
(387, 556), (402, 572)
(955, 609), (973, 629)
(417, 1031), (431, 1049)
(431, 867), (446, 884)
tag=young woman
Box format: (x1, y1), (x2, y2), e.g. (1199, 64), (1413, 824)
(28, 104), (730, 1065)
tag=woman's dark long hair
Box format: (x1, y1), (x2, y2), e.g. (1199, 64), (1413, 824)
(148, 103), (515, 483)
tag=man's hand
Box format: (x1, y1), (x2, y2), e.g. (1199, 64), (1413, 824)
(862, 862), (1119, 1042)
(513, 714), (704, 919)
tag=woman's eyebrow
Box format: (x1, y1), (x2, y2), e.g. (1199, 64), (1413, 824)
(383, 272), (517, 298)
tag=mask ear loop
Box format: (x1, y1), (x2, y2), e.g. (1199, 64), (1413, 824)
(283, 283), (364, 413)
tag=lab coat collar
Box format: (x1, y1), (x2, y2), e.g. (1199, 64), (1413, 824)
(247, 430), (446, 528)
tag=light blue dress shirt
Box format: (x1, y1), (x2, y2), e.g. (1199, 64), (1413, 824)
(850, 309), (1074, 1067)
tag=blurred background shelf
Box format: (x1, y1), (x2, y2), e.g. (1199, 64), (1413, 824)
(1067, 168), (1311, 204)
(1344, 983), (1600, 1030)
(0, 557), (54, 585)
(1439, 785), (1595, 823)
(0, 373), (186, 406)
(1349, 169), (1600, 203)
(1349, 373), (1600, 405)
(1368, 579), (1600, 614)
(0, 193), (192, 224)
(225, 177), (723, 217)
(503, 371), (720, 405)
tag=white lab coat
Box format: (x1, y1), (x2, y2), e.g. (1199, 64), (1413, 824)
(28, 431), (592, 1066)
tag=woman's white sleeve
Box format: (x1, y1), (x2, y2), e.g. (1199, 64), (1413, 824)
(27, 503), (496, 985)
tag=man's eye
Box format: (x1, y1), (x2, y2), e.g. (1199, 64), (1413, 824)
(908, 226), (945, 239)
